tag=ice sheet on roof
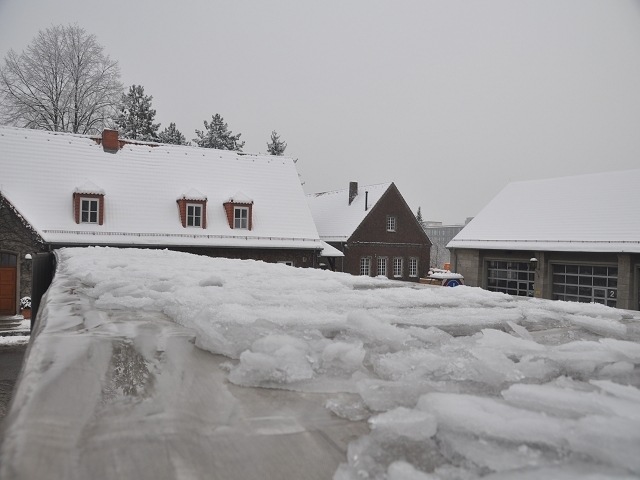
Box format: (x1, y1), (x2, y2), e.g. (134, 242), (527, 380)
(2, 247), (639, 479)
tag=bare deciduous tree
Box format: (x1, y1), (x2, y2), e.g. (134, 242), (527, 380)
(0, 24), (122, 134)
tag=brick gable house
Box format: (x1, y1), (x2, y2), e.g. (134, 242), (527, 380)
(307, 182), (431, 281)
(0, 126), (340, 315)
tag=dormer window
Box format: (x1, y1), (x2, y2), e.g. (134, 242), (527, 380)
(223, 192), (254, 231)
(73, 182), (105, 225)
(234, 206), (249, 229)
(187, 203), (203, 227)
(81, 198), (99, 223)
(177, 189), (207, 229)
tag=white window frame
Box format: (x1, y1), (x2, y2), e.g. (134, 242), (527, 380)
(360, 257), (372, 276)
(386, 215), (397, 232)
(80, 197), (99, 224)
(377, 257), (388, 277)
(234, 206), (249, 229)
(393, 257), (403, 278)
(186, 203), (202, 227)
(409, 257), (418, 277)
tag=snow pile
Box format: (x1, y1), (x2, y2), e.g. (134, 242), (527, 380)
(39, 248), (640, 478)
(0, 335), (30, 347)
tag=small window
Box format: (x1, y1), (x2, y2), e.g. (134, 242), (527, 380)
(393, 257), (403, 278)
(177, 196), (207, 229)
(360, 257), (372, 276)
(387, 215), (396, 232)
(409, 257), (418, 277)
(377, 257), (387, 277)
(0, 253), (17, 267)
(234, 207), (249, 229)
(186, 204), (202, 227)
(81, 198), (99, 223)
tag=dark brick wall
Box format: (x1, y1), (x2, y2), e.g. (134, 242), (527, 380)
(342, 184), (431, 281)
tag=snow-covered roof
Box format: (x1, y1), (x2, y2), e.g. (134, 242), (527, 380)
(178, 188), (207, 201)
(306, 182), (392, 241)
(74, 180), (105, 195)
(0, 126), (324, 250)
(448, 169), (640, 253)
(227, 191), (253, 204)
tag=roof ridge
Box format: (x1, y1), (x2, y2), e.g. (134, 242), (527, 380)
(308, 181), (392, 197)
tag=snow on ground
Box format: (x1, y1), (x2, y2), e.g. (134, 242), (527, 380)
(5, 247), (640, 479)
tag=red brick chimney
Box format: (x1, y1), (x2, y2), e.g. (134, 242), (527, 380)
(102, 129), (120, 151)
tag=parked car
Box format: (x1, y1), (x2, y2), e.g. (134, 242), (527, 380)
(421, 268), (464, 287)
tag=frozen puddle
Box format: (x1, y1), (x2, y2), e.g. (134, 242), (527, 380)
(1, 247), (639, 479)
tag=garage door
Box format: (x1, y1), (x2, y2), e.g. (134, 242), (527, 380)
(552, 264), (617, 308)
(486, 260), (535, 297)
(0, 253), (18, 315)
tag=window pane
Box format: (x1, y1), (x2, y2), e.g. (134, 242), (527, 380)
(234, 208), (248, 229)
(0, 253), (17, 266)
(360, 257), (371, 276)
(378, 258), (387, 276)
(81, 199), (99, 223)
(387, 216), (396, 232)
(593, 266), (607, 276)
(579, 266), (593, 275)
(409, 258), (418, 277)
(393, 258), (403, 277)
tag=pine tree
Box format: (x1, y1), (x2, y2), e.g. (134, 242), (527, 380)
(193, 114), (244, 151)
(115, 84), (160, 141)
(158, 122), (188, 145)
(266, 130), (287, 156)
(416, 207), (424, 224)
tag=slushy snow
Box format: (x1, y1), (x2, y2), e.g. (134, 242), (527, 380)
(7, 247), (640, 479)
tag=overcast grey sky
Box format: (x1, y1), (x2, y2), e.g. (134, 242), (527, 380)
(1, 0), (639, 224)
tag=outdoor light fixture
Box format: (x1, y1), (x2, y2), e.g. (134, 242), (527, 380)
(24, 254), (32, 260)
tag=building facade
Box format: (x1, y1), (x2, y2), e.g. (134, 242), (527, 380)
(308, 182), (431, 281)
(423, 221), (465, 268)
(448, 170), (640, 310)
(0, 127), (338, 316)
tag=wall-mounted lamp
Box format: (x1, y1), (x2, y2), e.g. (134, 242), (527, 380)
(24, 254), (32, 260)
